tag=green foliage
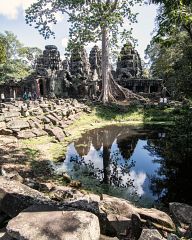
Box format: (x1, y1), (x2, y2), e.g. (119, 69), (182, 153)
(150, 0), (192, 41)
(148, 106), (192, 206)
(146, 31), (192, 97)
(146, 1), (192, 97)
(26, 0), (141, 50)
(0, 31), (42, 83)
(0, 36), (7, 64)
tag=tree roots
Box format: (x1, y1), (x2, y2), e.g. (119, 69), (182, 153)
(100, 72), (149, 104)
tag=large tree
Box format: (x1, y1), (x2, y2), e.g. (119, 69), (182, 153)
(149, 0), (192, 42)
(146, 31), (192, 97)
(25, 0), (146, 103)
(146, 0), (192, 97)
(0, 31), (42, 83)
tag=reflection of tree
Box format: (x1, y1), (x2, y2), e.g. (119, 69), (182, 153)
(147, 109), (192, 206)
(72, 125), (147, 195)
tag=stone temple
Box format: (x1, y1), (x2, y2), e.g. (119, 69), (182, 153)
(0, 43), (162, 100)
(116, 42), (162, 94)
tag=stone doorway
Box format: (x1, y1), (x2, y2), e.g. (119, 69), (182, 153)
(39, 79), (44, 96)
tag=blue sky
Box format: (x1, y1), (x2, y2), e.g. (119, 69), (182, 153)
(0, 0), (158, 60)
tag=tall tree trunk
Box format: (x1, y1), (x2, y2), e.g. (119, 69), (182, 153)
(101, 26), (110, 104)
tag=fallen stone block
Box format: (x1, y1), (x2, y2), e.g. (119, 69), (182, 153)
(64, 194), (175, 236)
(136, 207), (175, 231)
(0, 136), (17, 146)
(138, 229), (165, 240)
(7, 205), (100, 240)
(0, 177), (51, 217)
(44, 126), (65, 142)
(17, 130), (36, 139)
(7, 120), (29, 130)
(0, 115), (5, 122)
(0, 129), (13, 136)
(0, 122), (6, 130)
(32, 128), (48, 137)
(4, 112), (20, 119)
(169, 202), (192, 226)
(46, 114), (59, 125)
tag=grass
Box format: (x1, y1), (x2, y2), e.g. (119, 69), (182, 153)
(20, 103), (184, 163)
(22, 136), (66, 161)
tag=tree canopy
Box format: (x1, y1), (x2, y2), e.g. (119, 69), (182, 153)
(149, 0), (192, 43)
(26, 0), (140, 44)
(146, 0), (192, 98)
(0, 31), (42, 83)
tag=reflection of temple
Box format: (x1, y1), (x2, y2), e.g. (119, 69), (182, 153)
(57, 125), (161, 205)
(74, 125), (156, 160)
(0, 43), (162, 100)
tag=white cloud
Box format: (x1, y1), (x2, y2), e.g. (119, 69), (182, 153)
(0, 0), (64, 21)
(61, 37), (68, 48)
(0, 0), (37, 19)
(129, 171), (146, 196)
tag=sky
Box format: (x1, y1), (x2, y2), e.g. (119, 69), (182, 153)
(0, 0), (158, 60)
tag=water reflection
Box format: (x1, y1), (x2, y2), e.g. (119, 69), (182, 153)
(55, 125), (163, 207)
(146, 109), (192, 206)
(54, 109), (192, 208)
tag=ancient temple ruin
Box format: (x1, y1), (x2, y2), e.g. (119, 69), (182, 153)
(0, 43), (162, 101)
(117, 42), (142, 79)
(23, 44), (102, 99)
(116, 42), (162, 94)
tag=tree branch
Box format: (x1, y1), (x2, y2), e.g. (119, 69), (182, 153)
(109, 0), (118, 13)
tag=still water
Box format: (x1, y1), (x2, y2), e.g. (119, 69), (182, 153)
(55, 124), (192, 207)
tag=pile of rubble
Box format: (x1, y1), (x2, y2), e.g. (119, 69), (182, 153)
(0, 176), (191, 240)
(0, 98), (89, 143)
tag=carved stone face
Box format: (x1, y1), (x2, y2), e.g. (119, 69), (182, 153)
(116, 43), (142, 81)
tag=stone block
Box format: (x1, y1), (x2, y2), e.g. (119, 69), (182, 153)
(0, 136), (17, 146)
(4, 112), (20, 119)
(7, 206), (100, 240)
(7, 120), (29, 130)
(138, 229), (165, 240)
(44, 127), (65, 142)
(0, 177), (50, 217)
(17, 130), (36, 139)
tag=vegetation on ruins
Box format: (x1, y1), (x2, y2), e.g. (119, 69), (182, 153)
(25, 0), (148, 104)
(0, 31), (42, 83)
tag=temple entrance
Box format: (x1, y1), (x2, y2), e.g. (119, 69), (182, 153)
(150, 85), (158, 93)
(39, 79), (44, 96)
(136, 85), (145, 92)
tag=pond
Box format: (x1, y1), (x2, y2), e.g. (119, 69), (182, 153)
(54, 124), (192, 208)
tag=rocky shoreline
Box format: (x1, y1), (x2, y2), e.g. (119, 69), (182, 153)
(0, 99), (192, 240)
(0, 176), (192, 240)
